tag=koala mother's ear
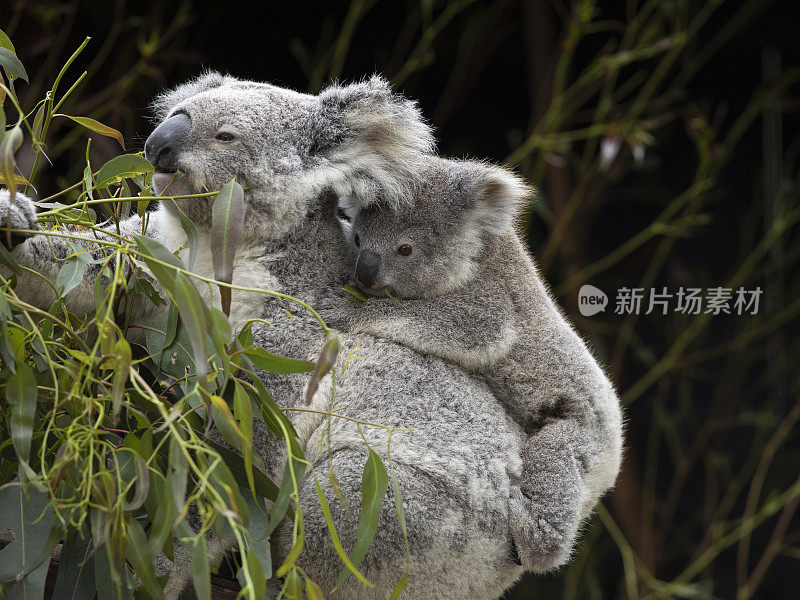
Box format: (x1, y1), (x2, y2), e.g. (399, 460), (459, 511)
(313, 76), (435, 208)
(462, 161), (532, 236)
(150, 71), (237, 122)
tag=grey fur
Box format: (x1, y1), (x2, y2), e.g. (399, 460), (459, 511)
(327, 157), (624, 570)
(0, 190), (38, 246)
(0, 73), (618, 598)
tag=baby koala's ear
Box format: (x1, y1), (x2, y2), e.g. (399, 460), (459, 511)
(463, 162), (531, 236)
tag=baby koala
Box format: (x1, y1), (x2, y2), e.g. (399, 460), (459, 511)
(329, 156), (623, 572)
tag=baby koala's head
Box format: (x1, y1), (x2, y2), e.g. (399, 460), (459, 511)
(338, 158), (529, 298)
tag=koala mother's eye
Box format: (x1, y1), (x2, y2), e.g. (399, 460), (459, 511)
(398, 244), (413, 256)
(215, 132), (236, 142)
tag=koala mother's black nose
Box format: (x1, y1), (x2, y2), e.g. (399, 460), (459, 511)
(355, 250), (381, 289)
(144, 112), (191, 171)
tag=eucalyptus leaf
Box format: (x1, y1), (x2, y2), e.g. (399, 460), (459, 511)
(306, 335), (341, 405)
(243, 372), (302, 454)
(204, 440), (276, 502)
(57, 245), (95, 295)
(56, 115), (125, 150)
(207, 460), (249, 525)
(342, 284), (368, 302)
(209, 393), (243, 451)
(312, 477), (371, 587)
(242, 492), (271, 581)
(232, 382), (255, 496)
(121, 450), (149, 511)
(0, 289), (16, 370)
(95, 154), (154, 189)
(0, 28), (16, 53)
(133, 234), (186, 296)
(190, 537), (211, 600)
(143, 311), (197, 379)
(171, 271), (211, 383)
(388, 465), (409, 600)
(164, 302), (179, 349)
(111, 337), (132, 421)
(242, 347), (315, 374)
(0, 47), (28, 82)
(51, 524), (96, 600)
(31, 104), (46, 148)
(0, 481), (63, 588)
(305, 576), (326, 600)
(132, 277), (165, 307)
(211, 179), (245, 316)
(266, 456), (307, 537)
(93, 546), (115, 600)
(7, 363), (37, 463)
(284, 568), (303, 600)
(210, 306), (232, 384)
(125, 519), (162, 599)
(143, 308), (208, 381)
(334, 448), (388, 590)
(143, 471), (175, 560)
(176, 206), (199, 270)
(0, 124), (23, 198)
(167, 434), (188, 515)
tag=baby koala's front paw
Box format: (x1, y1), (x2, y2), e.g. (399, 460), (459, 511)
(507, 486), (581, 573)
(0, 189), (38, 250)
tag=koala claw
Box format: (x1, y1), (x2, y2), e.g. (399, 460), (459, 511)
(0, 190), (38, 250)
(508, 486), (579, 573)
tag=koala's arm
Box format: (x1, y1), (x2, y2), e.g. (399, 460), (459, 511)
(502, 341), (622, 572)
(319, 284), (518, 370)
(507, 380), (622, 571)
(0, 190), (165, 317)
(498, 281), (623, 512)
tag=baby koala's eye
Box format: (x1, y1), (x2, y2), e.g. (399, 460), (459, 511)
(354, 234), (361, 248)
(215, 132), (235, 142)
(398, 244), (412, 256)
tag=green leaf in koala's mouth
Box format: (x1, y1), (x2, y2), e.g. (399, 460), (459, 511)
(343, 284), (368, 302)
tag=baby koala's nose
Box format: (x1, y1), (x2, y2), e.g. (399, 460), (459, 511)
(355, 250), (381, 289)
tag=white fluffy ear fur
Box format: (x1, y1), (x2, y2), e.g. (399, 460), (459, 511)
(319, 75), (435, 208)
(467, 163), (530, 236)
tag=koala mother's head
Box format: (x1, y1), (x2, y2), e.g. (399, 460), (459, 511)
(144, 72), (433, 240)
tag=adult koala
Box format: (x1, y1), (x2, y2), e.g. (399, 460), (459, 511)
(0, 74), (587, 599)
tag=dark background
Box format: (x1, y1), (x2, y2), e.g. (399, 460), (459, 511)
(5, 1), (800, 598)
